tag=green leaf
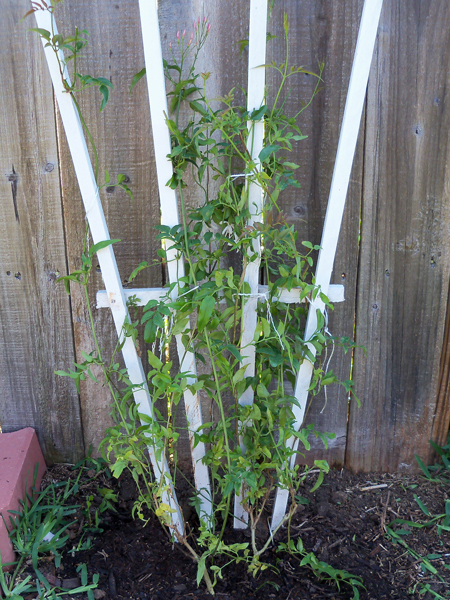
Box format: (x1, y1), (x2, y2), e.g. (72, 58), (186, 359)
(259, 144), (280, 163)
(96, 77), (113, 88)
(251, 403), (261, 420)
(320, 371), (337, 387)
(130, 67), (146, 92)
(80, 350), (94, 362)
(189, 100), (208, 116)
(196, 554), (206, 586)
(128, 261), (148, 282)
(197, 296), (215, 332)
(256, 383), (269, 398)
(55, 370), (70, 377)
(153, 311), (165, 328)
(233, 366), (247, 385)
(86, 369), (99, 383)
(29, 28), (51, 41)
(78, 562), (88, 586)
(415, 454), (432, 479)
(89, 239), (120, 257)
(225, 345), (243, 361)
(310, 469), (324, 493)
(99, 84), (110, 112)
(253, 321), (262, 341)
(250, 105), (267, 121)
(414, 495), (430, 516)
(111, 461), (127, 478)
(237, 38), (249, 56)
(148, 351), (163, 370)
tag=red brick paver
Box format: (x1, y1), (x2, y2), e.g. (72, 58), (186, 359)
(0, 428), (46, 570)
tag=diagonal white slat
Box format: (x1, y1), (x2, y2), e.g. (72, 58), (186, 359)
(33, 7), (184, 534)
(234, 0), (268, 529)
(138, 0), (212, 524)
(96, 284), (345, 309)
(270, 0), (384, 531)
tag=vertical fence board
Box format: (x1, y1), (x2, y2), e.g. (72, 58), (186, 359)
(266, 0), (365, 466)
(347, 1), (450, 471)
(0, 0), (83, 462)
(54, 0), (164, 454)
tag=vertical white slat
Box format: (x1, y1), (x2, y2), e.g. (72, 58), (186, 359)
(270, 0), (384, 531)
(138, 0), (212, 524)
(234, 0), (268, 529)
(33, 7), (184, 534)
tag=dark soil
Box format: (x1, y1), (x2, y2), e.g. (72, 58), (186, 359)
(22, 465), (450, 600)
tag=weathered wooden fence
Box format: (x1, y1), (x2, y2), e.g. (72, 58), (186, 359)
(1, 0), (450, 472)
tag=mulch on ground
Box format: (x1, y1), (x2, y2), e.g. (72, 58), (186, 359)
(18, 464), (450, 600)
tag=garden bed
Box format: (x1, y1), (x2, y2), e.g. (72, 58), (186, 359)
(16, 462), (449, 600)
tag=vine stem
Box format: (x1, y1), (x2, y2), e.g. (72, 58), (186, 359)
(71, 94), (100, 182)
(251, 500), (297, 564)
(172, 529), (215, 595)
(177, 184), (233, 537)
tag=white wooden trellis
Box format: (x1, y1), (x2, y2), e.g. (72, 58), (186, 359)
(233, 0), (268, 529)
(34, 0), (382, 534)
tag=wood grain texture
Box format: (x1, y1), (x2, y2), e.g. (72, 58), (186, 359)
(0, 0), (83, 462)
(265, 0), (365, 466)
(1, 0), (450, 474)
(54, 0), (164, 455)
(347, 1), (450, 471)
(433, 280), (450, 453)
